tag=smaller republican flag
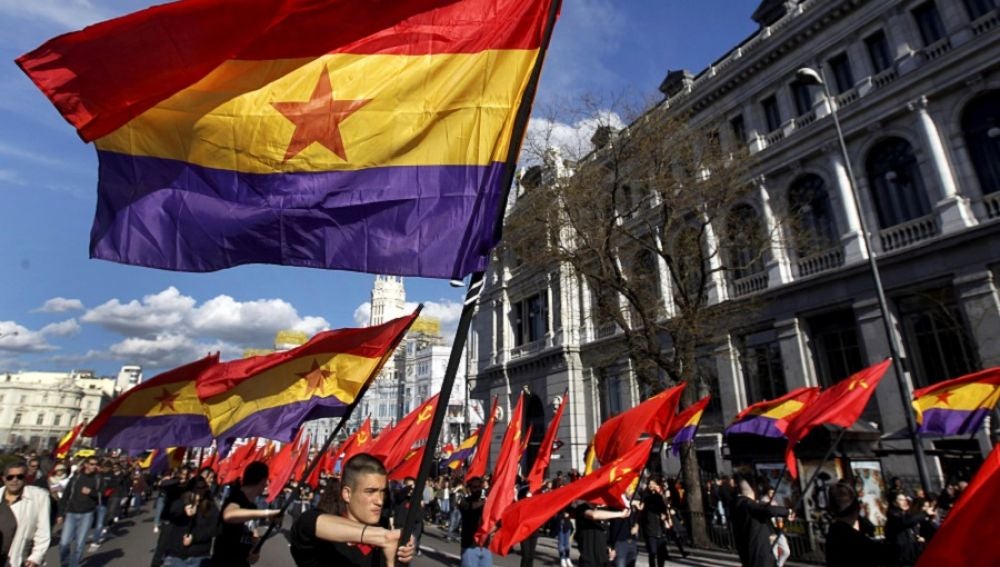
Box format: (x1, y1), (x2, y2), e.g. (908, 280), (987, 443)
(725, 387), (821, 438)
(150, 447), (187, 477)
(447, 428), (480, 470)
(913, 367), (1000, 437)
(668, 396), (710, 455)
(783, 360), (891, 477)
(490, 438), (653, 555)
(84, 354), (219, 450)
(53, 422), (85, 459)
(917, 443), (1000, 567)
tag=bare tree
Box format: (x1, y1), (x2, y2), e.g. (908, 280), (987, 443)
(506, 95), (773, 545)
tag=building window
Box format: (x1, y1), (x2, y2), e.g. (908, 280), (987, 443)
(725, 204), (767, 280)
(865, 137), (932, 228)
(54, 414), (61, 426)
(513, 293), (548, 346)
(598, 369), (625, 421)
(961, 91), (1000, 195)
(828, 53), (854, 94)
(36, 413), (44, 426)
(13, 413), (22, 426)
(19, 395), (26, 404)
(730, 114), (746, 143)
(788, 174), (838, 254)
(865, 30), (893, 73)
(761, 95), (781, 132)
(807, 310), (865, 387)
(898, 288), (979, 389)
(912, 2), (947, 46)
(964, 0), (996, 20)
(791, 81), (814, 116)
(739, 331), (787, 404)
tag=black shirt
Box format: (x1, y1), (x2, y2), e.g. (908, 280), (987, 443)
(574, 502), (608, 567)
(164, 499), (219, 559)
(641, 492), (666, 538)
(457, 492), (486, 549)
(212, 485), (257, 567)
(290, 509), (386, 567)
(825, 520), (890, 567)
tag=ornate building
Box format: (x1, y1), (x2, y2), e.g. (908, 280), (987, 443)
(468, 0), (1000, 484)
(0, 370), (116, 451)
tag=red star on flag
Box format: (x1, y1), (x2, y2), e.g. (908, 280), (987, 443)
(297, 360), (332, 396)
(152, 388), (180, 412)
(272, 68), (370, 162)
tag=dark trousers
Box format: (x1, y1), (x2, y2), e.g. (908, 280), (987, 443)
(519, 533), (538, 567)
(664, 526), (687, 557)
(645, 536), (666, 567)
(613, 540), (638, 567)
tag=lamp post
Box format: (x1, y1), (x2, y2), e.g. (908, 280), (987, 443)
(795, 66), (932, 493)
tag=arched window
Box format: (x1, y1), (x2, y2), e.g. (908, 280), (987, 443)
(961, 91), (1000, 195)
(788, 174), (838, 253)
(865, 137), (932, 228)
(726, 204), (767, 279)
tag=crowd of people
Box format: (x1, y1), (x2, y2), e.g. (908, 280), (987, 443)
(0, 445), (978, 567)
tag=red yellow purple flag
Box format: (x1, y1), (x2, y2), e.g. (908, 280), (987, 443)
(724, 387), (821, 438)
(83, 353), (219, 450)
(784, 360), (891, 477)
(53, 422), (85, 460)
(197, 312), (417, 445)
(16, 0), (560, 279)
(667, 396), (711, 455)
(913, 367), (1000, 437)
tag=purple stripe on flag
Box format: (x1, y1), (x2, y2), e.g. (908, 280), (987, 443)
(671, 425), (698, 455)
(724, 416), (786, 439)
(92, 151), (506, 279)
(94, 414), (213, 451)
(918, 407), (989, 437)
(215, 397), (350, 445)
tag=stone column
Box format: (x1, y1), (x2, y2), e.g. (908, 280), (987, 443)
(652, 231), (677, 318)
(703, 218), (729, 304)
(579, 275), (593, 342)
(776, 318), (815, 390)
(828, 148), (869, 264)
(714, 336), (745, 423)
(757, 179), (793, 285)
(545, 273), (555, 344)
(908, 96), (976, 233)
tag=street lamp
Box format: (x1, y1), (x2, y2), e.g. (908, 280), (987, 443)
(795, 66), (933, 493)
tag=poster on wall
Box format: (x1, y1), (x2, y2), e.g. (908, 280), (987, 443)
(755, 462), (800, 508)
(850, 460), (888, 527)
(799, 458), (845, 544)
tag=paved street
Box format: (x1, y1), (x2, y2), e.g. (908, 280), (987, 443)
(38, 504), (747, 566)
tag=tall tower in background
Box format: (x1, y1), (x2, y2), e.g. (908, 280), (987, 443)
(370, 275), (406, 325)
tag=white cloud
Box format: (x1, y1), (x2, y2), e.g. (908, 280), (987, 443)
(82, 286), (330, 348)
(0, 321), (56, 352)
(35, 297), (84, 313)
(41, 319), (80, 337)
(525, 111), (626, 162)
(104, 333), (238, 369)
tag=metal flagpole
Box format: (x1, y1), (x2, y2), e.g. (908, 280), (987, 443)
(252, 305), (422, 553)
(399, 0), (564, 547)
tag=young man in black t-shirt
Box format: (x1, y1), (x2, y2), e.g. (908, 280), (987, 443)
(289, 454), (414, 567)
(212, 461), (282, 567)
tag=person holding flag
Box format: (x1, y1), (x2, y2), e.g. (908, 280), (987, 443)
(288, 453), (414, 567)
(212, 462), (282, 567)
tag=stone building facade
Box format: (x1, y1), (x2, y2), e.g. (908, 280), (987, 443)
(468, 0), (1000, 485)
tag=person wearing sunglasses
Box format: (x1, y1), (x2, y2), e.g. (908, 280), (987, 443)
(57, 459), (101, 567)
(1, 461), (51, 567)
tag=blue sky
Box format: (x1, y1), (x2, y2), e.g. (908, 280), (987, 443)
(0, 0), (760, 375)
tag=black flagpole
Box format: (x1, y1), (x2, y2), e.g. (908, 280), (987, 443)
(252, 305), (422, 553)
(399, 0), (564, 547)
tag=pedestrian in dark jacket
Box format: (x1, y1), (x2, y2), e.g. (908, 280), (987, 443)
(58, 458), (101, 567)
(162, 477), (219, 567)
(884, 493), (930, 566)
(730, 478), (792, 567)
(825, 482), (890, 567)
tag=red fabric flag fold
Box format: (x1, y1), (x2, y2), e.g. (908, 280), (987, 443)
(467, 397), (499, 481)
(592, 384), (684, 466)
(917, 443), (1000, 567)
(475, 394), (526, 546)
(526, 392), (568, 493)
(490, 438), (653, 555)
(783, 360), (891, 477)
(367, 395), (439, 471)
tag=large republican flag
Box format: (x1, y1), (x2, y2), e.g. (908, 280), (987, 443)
(16, 0), (560, 280)
(490, 438), (652, 555)
(917, 443), (1000, 567)
(913, 367), (1000, 437)
(475, 393), (526, 546)
(783, 360), (891, 477)
(83, 353), (219, 450)
(196, 312), (417, 445)
(724, 387), (821, 438)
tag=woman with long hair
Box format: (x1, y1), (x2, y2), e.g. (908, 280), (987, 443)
(161, 476), (219, 567)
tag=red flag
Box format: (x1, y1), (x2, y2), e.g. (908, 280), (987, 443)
(784, 360), (891, 477)
(53, 422), (85, 459)
(341, 417), (373, 466)
(592, 384), (684, 466)
(267, 434), (309, 503)
(475, 393), (526, 546)
(388, 447), (424, 481)
(200, 451), (218, 473)
(526, 392), (568, 493)
(220, 439), (257, 486)
(917, 443), (1000, 567)
(467, 397), (499, 481)
(490, 438), (653, 555)
(368, 395), (439, 471)
(305, 447), (333, 489)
